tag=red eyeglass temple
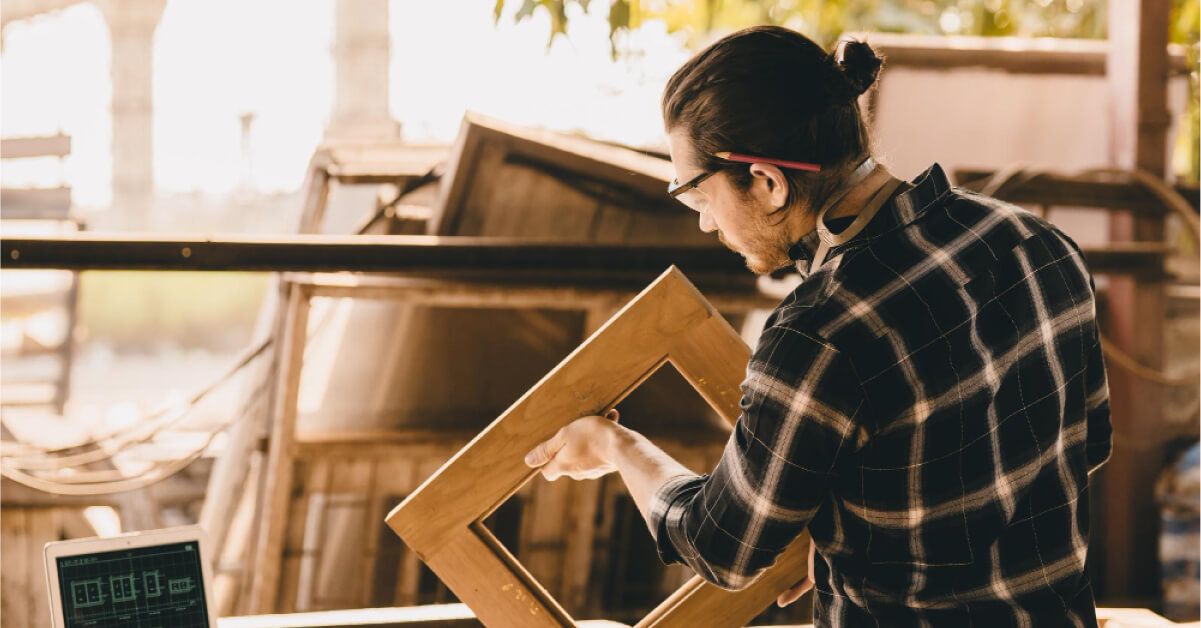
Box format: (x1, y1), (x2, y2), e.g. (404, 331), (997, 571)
(714, 151), (822, 172)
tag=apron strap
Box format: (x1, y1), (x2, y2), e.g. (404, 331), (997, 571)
(811, 176), (903, 271)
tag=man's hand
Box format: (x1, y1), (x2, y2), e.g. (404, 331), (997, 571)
(524, 410), (621, 481)
(776, 540), (817, 607)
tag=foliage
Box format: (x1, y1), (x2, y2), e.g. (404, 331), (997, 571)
(78, 272), (267, 352)
(1171, 0), (1200, 182)
(494, 0), (1110, 50)
(494, 0), (1200, 181)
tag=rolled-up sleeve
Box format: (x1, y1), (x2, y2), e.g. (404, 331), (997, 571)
(648, 473), (705, 564)
(646, 325), (863, 591)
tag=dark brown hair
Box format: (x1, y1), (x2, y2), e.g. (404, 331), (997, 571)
(662, 26), (884, 215)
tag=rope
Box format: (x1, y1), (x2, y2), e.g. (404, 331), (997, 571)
(3, 340), (271, 469)
(0, 165), (438, 487)
(976, 166), (1199, 388)
(0, 166), (439, 470)
(1101, 339), (1199, 387)
(0, 351), (278, 494)
(3, 436), (215, 496)
(0, 284), (337, 473)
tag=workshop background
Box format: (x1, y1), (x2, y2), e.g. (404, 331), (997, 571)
(1, 0), (1198, 625)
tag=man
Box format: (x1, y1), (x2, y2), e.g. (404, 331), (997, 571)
(526, 26), (1112, 626)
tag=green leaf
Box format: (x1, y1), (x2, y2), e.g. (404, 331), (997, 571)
(515, 0), (538, 22)
(610, 0), (631, 34)
(609, 0), (631, 59)
(550, 0), (569, 34)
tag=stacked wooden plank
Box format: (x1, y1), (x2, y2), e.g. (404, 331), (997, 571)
(0, 136), (87, 625)
(0, 135), (80, 413)
(1, 135), (72, 220)
(0, 506), (95, 625)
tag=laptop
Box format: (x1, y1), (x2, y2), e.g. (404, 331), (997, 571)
(43, 525), (217, 628)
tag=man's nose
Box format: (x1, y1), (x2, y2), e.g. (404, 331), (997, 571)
(698, 211), (718, 233)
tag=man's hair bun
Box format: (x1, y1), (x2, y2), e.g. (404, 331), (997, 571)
(828, 39), (884, 103)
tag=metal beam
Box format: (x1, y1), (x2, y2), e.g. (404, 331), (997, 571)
(0, 234), (1166, 278)
(0, 234), (746, 275)
(0, 234), (1168, 278)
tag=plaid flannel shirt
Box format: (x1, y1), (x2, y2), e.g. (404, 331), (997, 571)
(648, 163), (1113, 627)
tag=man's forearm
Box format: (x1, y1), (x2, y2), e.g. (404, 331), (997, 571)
(606, 424), (699, 526)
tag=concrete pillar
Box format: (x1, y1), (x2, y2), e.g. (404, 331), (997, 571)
(100, 0), (164, 228)
(325, 0), (399, 142)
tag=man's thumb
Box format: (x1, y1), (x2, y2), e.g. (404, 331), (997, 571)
(525, 431), (564, 467)
(524, 445), (547, 467)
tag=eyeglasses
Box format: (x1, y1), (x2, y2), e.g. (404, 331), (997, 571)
(667, 170), (719, 211)
(667, 152), (822, 212)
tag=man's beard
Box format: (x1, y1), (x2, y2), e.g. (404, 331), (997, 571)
(718, 226), (792, 276)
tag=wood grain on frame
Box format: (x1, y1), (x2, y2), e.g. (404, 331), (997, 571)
(385, 266), (810, 627)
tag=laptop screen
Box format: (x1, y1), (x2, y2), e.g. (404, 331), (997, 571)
(55, 540), (210, 628)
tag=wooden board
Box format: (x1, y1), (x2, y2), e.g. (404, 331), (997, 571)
(0, 506), (94, 626)
(1096, 607), (1178, 626)
(844, 32), (1191, 76)
(322, 144), (447, 185)
(217, 604), (632, 628)
(248, 283), (312, 613)
(1101, 0), (1173, 604)
(385, 267), (810, 627)
(213, 605), (1173, 628)
(953, 168), (1200, 214)
(429, 113), (713, 247)
(1, 187), (72, 220)
(1, 135), (71, 159)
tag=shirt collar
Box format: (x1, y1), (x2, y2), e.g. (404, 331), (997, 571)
(787, 162), (952, 266)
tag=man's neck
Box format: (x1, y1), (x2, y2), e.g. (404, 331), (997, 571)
(828, 167), (894, 220)
(785, 166), (895, 244)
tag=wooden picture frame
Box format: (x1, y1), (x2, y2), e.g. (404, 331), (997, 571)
(385, 267), (810, 627)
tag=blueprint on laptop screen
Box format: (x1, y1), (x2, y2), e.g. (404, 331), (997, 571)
(56, 540), (209, 628)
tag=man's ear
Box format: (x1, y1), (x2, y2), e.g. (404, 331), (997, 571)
(748, 163), (789, 211)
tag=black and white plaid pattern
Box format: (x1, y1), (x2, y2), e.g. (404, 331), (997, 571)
(648, 163), (1112, 627)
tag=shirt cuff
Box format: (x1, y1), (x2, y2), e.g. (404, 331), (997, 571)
(647, 473), (706, 565)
